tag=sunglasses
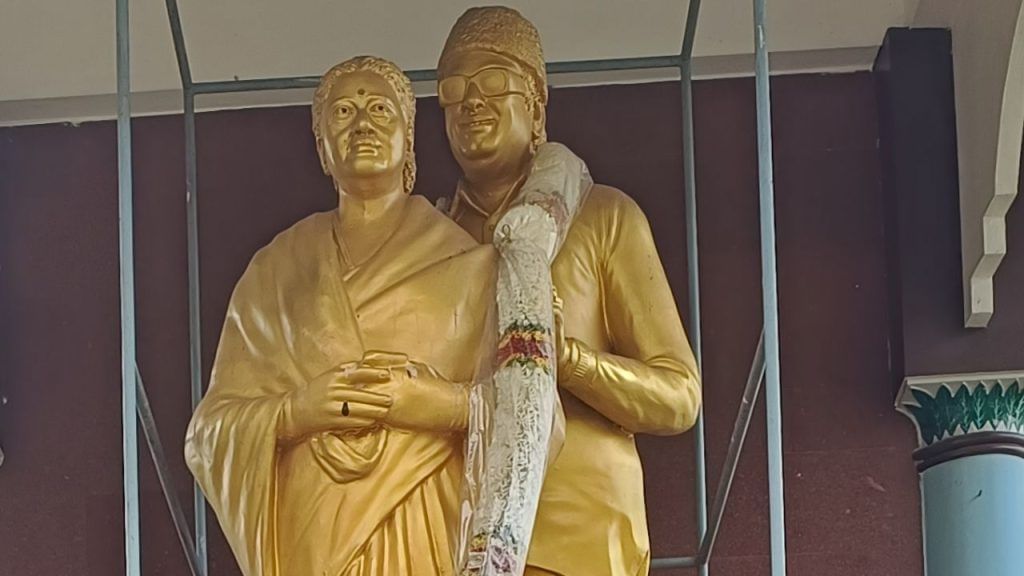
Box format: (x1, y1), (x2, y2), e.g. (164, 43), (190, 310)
(438, 68), (529, 107)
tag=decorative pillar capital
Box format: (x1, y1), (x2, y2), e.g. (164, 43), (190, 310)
(897, 371), (1024, 472)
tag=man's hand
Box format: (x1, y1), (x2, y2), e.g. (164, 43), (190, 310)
(281, 362), (393, 441)
(552, 287), (572, 382)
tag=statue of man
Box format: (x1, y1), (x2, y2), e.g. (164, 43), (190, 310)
(437, 7), (703, 576)
(185, 56), (497, 576)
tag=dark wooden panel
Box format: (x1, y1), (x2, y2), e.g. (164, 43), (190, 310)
(875, 27), (1024, 381)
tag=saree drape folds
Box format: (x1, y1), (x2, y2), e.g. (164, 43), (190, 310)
(185, 196), (496, 576)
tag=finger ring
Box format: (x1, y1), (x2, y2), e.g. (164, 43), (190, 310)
(342, 402), (350, 416)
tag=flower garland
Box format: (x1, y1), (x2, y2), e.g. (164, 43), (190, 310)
(459, 143), (592, 576)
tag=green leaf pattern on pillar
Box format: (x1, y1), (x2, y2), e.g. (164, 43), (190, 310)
(904, 381), (1024, 445)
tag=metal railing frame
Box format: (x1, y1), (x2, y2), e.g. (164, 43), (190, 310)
(114, 0), (787, 574)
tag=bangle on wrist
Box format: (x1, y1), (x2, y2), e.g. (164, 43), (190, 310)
(559, 338), (596, 385)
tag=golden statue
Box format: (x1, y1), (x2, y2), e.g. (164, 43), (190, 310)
(438, 7), (702, 576)
(185, 56), (497, 576)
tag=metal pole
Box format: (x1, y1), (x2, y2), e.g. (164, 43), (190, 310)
(679, 0), (707, 573)
(753, 0), (788, 573)
(162, 2), (207, 571)
(136, 369), (203, 576)
(650, 334), (765, 571)
(115, 0), (141, 572)
(698, 332), (765, 561)
(651, 555), (701, 570)
(183, 89), (208, 576)
(189, 55), (683, 95)
(163, 0), (192, 88)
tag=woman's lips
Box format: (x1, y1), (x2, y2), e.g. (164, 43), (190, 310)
(351, 140), (381, 154)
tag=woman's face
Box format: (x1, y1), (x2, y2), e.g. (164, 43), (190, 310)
(320, 70), (406, 197)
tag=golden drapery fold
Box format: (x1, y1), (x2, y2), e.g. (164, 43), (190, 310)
(186, 196), (496, 576)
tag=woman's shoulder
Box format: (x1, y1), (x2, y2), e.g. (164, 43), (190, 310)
(242, 210), (336, 283)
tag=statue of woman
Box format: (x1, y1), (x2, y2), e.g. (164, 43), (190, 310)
(185, 56), (497, 576)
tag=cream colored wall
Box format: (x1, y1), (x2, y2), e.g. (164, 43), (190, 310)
(1, 0), (911, 125)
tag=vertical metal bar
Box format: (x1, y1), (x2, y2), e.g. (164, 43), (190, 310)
(115, 0), (141, 573)
(136, 369), (202, 576)
(682, 45), (712, 576)
(683, 65), (710, 576)
(753, 0), (788, 574)
(680, 1), (707, 571)
(161, 0), (206, 570)
(184, 89), (207, 576)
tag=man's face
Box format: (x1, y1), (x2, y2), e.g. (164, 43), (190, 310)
(320, 70), (406, 197)
(439, 51), (538, 176)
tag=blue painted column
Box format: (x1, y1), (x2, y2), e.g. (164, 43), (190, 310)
(898, 372), (1024, 576)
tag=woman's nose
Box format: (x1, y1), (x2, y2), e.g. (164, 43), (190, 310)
(354, 109), (373, 133)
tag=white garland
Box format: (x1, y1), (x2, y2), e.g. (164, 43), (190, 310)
(460, 143), (592, 576)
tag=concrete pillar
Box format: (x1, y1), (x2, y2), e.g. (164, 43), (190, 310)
(898, 372), (1024, 576)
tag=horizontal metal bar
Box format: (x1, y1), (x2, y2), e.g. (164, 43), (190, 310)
(652, 555), (701, 570)
(698, 331), (766, 562)
(191, 55), (683, 95)
(546, 55), (682, 74)
(136, 369), (203, 576)
(192, 76), (320, 95)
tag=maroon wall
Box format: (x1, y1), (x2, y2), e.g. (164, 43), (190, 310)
(0, 74), (922, 575)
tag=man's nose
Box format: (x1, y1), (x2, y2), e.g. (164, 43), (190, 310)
(460, 81), (486, 112)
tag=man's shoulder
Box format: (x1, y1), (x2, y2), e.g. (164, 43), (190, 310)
(575, 183), (648, 232)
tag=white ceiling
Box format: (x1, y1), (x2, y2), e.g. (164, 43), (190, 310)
(1, 0), (919, 125)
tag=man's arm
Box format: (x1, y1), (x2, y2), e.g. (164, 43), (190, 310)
(559, 191), (701, 436)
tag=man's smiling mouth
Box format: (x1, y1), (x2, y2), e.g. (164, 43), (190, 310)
(461, 117), (496, 129)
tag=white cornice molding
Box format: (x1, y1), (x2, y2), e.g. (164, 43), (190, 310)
(916, 0), (1024, 328)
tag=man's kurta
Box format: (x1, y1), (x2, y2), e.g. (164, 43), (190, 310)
(451, 184), (702, 576)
